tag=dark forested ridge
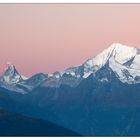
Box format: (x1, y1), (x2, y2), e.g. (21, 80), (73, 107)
(0, 109), (80, 137)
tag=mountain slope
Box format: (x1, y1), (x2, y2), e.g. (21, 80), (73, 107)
(27, 68), (140, 136)
(0, 109), (80, 136)
(1, 43), (140, 136)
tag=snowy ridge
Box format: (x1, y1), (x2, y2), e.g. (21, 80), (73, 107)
(44, 43), (140, 84)
(109, 57), (140, 83)
(82, 43), (140, 83)
(84, 43), (139, 71)
(1, 43), (140, 94)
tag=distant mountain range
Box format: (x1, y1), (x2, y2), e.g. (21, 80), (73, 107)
(1, 43), (140, 136)
(1, 43), (140, 94)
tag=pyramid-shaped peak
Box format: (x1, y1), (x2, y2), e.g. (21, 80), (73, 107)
(4, 62), (16, 73)
(1, 62), (22, 84)
(4, 62), (15, 71)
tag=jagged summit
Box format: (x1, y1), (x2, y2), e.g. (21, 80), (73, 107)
(3, 62), (17, 75)
(84, 43), (139, 71)
(92, 43), (139, 67)
(1, 62), (22, 85)
(78, 43), (140, 82)
(105, 43), (140, 63)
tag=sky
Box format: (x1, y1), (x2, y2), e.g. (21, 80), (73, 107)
(0, 4), (140, 76)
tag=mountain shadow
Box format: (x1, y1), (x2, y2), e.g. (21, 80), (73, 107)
(0, 109), (80, 137)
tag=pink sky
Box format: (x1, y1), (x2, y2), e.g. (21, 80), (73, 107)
(0, 4), (140, 76)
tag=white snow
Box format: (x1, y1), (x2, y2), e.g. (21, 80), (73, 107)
(48, 74), (53, 77)
(21, 75), (28, 80)
(109, 57), (140, 84)
(54, 74), (60, 79)
(130, 54), (140, 70)
(70, 71), (75, 76)
(91, 43), (139, 68)
(109, 43), (139, 64)
(82, 43), (140, 82)
(83, 71), (92, 78)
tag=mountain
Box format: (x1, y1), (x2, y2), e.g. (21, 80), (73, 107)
(0, 109), (80, 136)
(0, 63), (48, 94)
(0, 63), (25, 93)
(1, 62), (22, 84)
(1, 43), (140, 136)
(82, 43), (140, 83)
(16, 73), (48, 93)
(1, 43), (140, 93)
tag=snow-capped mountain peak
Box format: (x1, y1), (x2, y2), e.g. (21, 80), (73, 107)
(108, 43), (140, 64)
(84, 43), (139, 70)
(4, 62), (16, 74)
(82, 43), (140, 81)
(93, 43), (139, 67)
(1, 62), (22, 85)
